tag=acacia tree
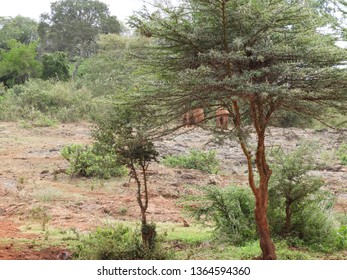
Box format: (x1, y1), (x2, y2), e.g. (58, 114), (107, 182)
(129, 0), (347, 259)
(89, 35), (162, 246)
(92, 101), (159, 249)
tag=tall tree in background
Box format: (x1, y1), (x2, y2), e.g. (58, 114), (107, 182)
(130, 0), (347, 259)
(0, 16), (38, 49)
(38, 0), (122, 79)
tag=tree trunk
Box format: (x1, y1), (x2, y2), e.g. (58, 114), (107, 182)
(232, 99), (277, 259)
(72, 56), (82, 81)
(255, 191), (277, 260)
(284, 201), (292, 236)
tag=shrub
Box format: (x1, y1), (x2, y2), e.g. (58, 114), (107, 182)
(268, 143), (341, 251)
(187, 186), (257, 245)
(162, 149), (219, 174)
(268, 143), (324, 236)
(337, 143), (347, 165)
(335, 225), (347, 250)
(0, 79), (93, 122)
(28, 206), (51, 231)
(61, 144), (127, 179)
(41, 52), (70, 81)
(72, 224), (172, 260)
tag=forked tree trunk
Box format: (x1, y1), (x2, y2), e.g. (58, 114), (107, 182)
(232, 100), (277, 260)
(132, 162), (156, 249)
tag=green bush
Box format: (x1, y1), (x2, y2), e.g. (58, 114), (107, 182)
(72, 224), (172, 260)
(268, 144), (342, 252)
(61, 144), (127, 179)
(335, 225), (347, 250)
(337, 143), (347, 165)
(187, 186), (256, 245)
(0, 79), (93, 122)
(162, 149), (219, 174)
(41, 52), (70, 81)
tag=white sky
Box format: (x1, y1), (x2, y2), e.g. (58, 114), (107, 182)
(0, 0), (146, 22)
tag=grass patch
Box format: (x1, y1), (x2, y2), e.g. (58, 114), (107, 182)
(32, 186), (67, 202)
(6, 220), (347, 260)
(162, 149), (219, 174)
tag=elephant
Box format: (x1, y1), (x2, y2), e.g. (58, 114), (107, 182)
(216, 108), (230, 130)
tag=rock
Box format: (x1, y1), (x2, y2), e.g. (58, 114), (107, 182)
(324, 165), (343, 172)
(180, 173), (196, 180)
(57, 251), (70, 260)
(208, 175), (221, 185)
(182, 219), (190, 227)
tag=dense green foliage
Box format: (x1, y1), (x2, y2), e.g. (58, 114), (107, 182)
(268, 144), (324, 234)
(0, 16), (38, 48)
(73, 224), (171, 260)
(337, 143), (347, 165)
(38, 0), (122, 62)
(268, 144), (345, 251)
(0, 79), (92, 122)
(41, 52), (70, 81)
(0, 40), (41, 87)
(61, 144), (127, 179)
(79, 35), (152, 97)
(188, 186), (256, 245)
(162, 149), (219, 174)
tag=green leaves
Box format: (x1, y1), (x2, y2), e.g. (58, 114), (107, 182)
(61, 144), (127, 179)
(130, 0), (347, 122)
(39, 0), (122, 58)
(0, 40), (41, 87)
(162, 149), (219, 174)
(0, 16), (38, 49)
(41, 52), (70, 81)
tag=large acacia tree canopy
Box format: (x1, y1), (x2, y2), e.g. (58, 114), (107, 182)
(128, 0), (347, 260)
(38, 0), (122, 57)
(129, 0), (347, 124)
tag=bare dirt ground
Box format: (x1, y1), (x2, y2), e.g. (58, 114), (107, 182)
(0, 122), (233, 259)
(0, 122), (346, 259)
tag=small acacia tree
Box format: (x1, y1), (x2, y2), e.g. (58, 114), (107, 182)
(92, 99), (159, 249)
(268, 143), (324, 236)
(129, 0), (347, 259)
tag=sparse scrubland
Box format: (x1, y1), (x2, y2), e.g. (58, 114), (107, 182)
(1, 0), (347, 260)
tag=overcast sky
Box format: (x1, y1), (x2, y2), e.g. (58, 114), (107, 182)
(0, 0), (146, 22)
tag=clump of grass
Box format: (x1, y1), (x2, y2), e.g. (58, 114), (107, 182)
(337, 143), (347, 165)
(162, 149), (219, 174)
(72, 224), (172, 260)
(32, 187), (66, 202)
